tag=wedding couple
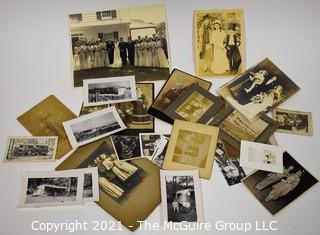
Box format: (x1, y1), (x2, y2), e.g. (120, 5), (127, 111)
(199, 15), (242, 74)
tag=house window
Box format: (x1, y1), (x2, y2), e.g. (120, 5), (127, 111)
(69, 14), (82, 23)
(96, 10), (117, 20)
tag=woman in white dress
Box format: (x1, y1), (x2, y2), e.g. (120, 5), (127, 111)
(151, 38), (159, 67)
(87, 41), (95, 69)
(156, 38), (169, 68)
(79, 41), (88, 70)
(144, 38), (152, 67)
(73, 42), (81, 71)
(140, 39), (147, 67)
(210, 20), (229, 74)
(109, 41), (122, 68)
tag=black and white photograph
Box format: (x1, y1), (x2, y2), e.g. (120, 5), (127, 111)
(63, 106), (126, 148)
(215, 140), (246, 186)
(77, 141), (145, 203)
(18, 171), (84, 208)
(111, 135), (141, 161)
(139, 133), (170, 167)
(160, 170), (203, 223)
(272, 108), (313, 136)
(218, 58), (300, 121)
(3, 136), (58, 163)
(69, 5), (171, 87)
(243, 152), (318, 215)
(83, 76), (137, 107)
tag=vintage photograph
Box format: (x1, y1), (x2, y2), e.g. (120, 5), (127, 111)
(240, 141), (283, 173)
(243, 152), (318, 215)
(160, 170), (203, 223)
(218, 58), (300, 121)
(162, 120), (219, 179)
(83, 76), (137, 107)
(139, 133), (170, 167)
(80, 104), (109, 116)
(209, 104), (278, 149)
(69, 5), (170, 87)
(272, 108), (313, 136)
(17, 95), (77, 159)
(111, 135), (141, 161)
(164, 84), (225, 124)
(3, 136), (58, 163)
(194, 9), (245, 77)
(215, 140), (246, 186)
(18, 171), (84, 208)
(63, 106), (126, 148)
(149, 69), (212, 123)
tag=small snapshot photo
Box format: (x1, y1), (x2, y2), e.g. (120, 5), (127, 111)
(83, 76), (137, 107)
(240, 141), (283, 173)
(215, 140), (246, 186)
(160, 170), (204, 223)
(63, 106), (126, 148)
(194, 9), (245, 77)
(77, 141), (145, 203)
(218, 58), (300, 121)
(272, 108), (313, 136)
(18, 171), (84, 208)
(163, 120), (219, 179)
(3, 136), (58, 163)
(243, 152), (318, 215)
(74, 167), (99, 202)
(69, 5), (171, 87)
(111, 135), (141, 161)
(139, 133), (170, 167)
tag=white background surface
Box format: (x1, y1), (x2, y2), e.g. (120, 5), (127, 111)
(0, 0), (319, 234)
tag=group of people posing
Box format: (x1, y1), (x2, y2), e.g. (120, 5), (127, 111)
(199, 15), (242, 74)
(73, 34), (169, 71)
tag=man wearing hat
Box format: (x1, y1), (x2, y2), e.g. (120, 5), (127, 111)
(225, 23), (242, 74)
(198, 15), (212, 72)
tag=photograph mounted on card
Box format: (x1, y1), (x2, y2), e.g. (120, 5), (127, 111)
(243, 151), (318, 215)
(217, 58), (300, 121)
(63, 106), (126, 148)
(149, 69), (212, 123)
(3, 136), (58, 163)
(17, 95), (76, 159)
(162, 120), (219, 179)
(83, 76), (137, 107)
(160, 170), (204, 223)
(111, 135), (142, 161)
(240, 141), (283, 173)
(69, 5), (171, 87)
(209, 104), (278, 149)
(194, 9), (245, 77)
(272, 108), (313, 136)
(163, 84), (224, 124)
(56, 136), (161, 232)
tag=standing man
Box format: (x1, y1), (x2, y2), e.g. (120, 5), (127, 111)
(106, 39), (115, 64)
(118, 37), (127, 66)
(126, 37), (135, 65)
(198, 15), (212, 72)
(225, 23), (242, 74)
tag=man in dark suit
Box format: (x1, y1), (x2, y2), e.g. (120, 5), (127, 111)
(118, 37), (127, 65)
(106, 39), (115, 64)
(126, 37), (135, 65)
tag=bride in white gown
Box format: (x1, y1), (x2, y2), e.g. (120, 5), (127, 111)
(109, 41), (122, 68)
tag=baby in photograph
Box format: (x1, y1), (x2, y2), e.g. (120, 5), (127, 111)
(248, 147), (276, 165)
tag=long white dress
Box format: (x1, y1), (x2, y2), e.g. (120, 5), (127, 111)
(73, 46), (80, 71)
(210, 29), (229, 74)
(156, 40), (169, 68)
(109, 42), (122, 68)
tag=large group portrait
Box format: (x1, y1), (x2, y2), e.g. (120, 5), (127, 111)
(218, 58), (300, 121)
(69, 5), (171, 87)
(194, 9), (245, 77)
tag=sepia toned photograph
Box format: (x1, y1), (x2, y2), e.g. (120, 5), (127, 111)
(162, 120), (219, 179)
(218, 58), (300, 121)
(18, 171), (84, 208)
(139, 133), (170, 167)
(17, 95), (77, 159)
(194, 9), (245, 77)
(160, 170), (204, 223)
(240, 141), (284, 173)
(3, 136), (58, 163)
(111, 135), (141, 161)
(272, 108), (313, 136)
(149, 69), (212, 123)
(63, 106), (126, 148)
(209, 104), (278, 149)
(69, 5), (171, 87)
(243, 152), (318, 215)
(215, 139), (246, 186)
(83, 76), (137, 107)
(164, 83), (224, 124)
